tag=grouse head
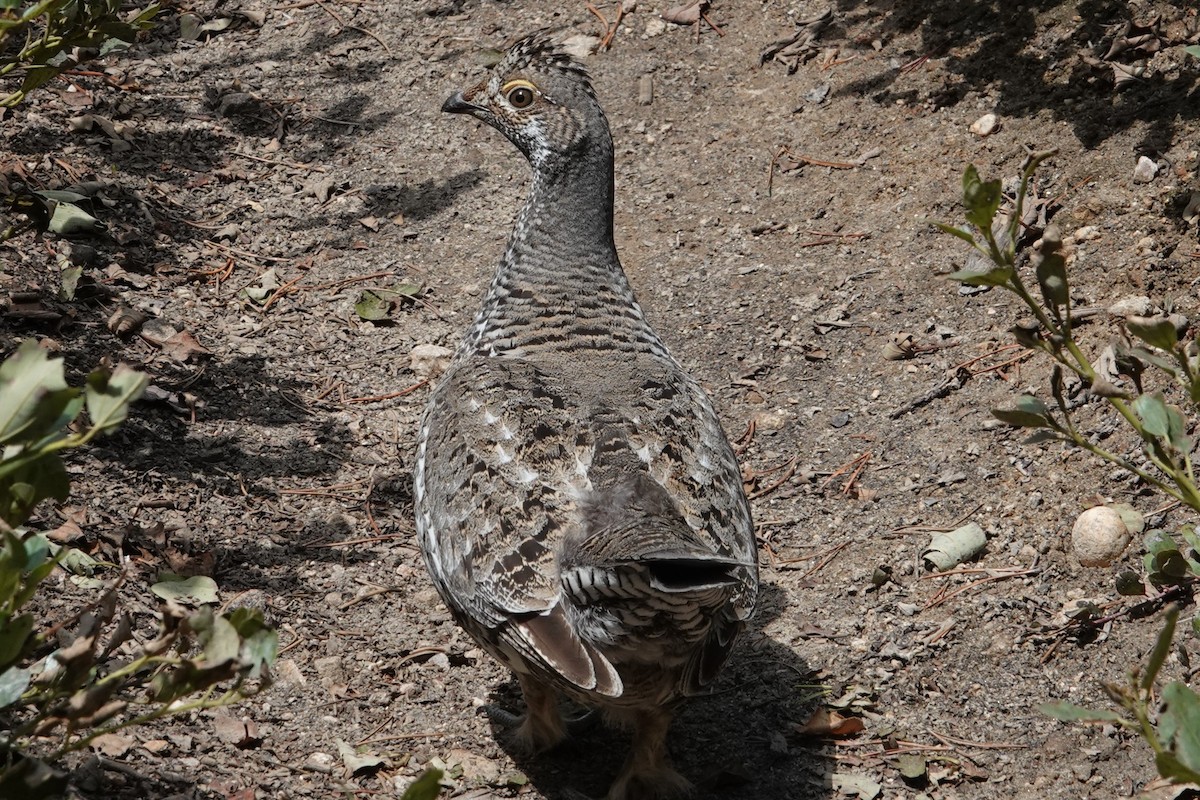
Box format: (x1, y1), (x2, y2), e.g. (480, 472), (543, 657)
(442, 32), (610, 171)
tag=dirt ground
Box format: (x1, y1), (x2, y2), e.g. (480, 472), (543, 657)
(3, 0), (1200, 798)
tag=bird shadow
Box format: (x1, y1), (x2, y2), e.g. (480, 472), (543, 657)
(485, 582), (834, 799)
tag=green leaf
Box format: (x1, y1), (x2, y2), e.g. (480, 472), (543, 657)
(1155, 751), (1200, 784)
(1143, 607), (1179, 691)
(933, 222), (979, 247)
(1185, 45), (1200, 60)
(1146, 530), (1178, 556)
(1180, 526), (1200, 556)
(47, 201), (106, 236)
(1126, 316), (1179, 351)
(992, 407), (1051, 429)
(1115, 571), (1145, 596)
(241, 627), (279, 679)
(1160, 681), (1200, 776)
(1165, 405), (1190, 454)
(1109, 504), (1145, 535)
(1133, 393), (1171, 438)
(84, 364), (148, 436)
(1023, 430), (1061, 444)
(0, 456), (71, 527)
(961, 165), (1003, 232)
(0, 665), (30, 708)
(0, 340), (72, 445)
(1038, 701), (1125, 724)
(57, 547), (101, 576)
(946, 266), (1013, 287)
(1014, 395), (1050, 414)
(60, 265), (82, 301)
(355, 290), (392, 321)
(1155, 549), (1191, 580)
(1129, 346), (1179, 376)
(1035, 251), (1069, 311)
(151, 575), (219, 605)
(200, 615), (239, 665)
(993, 398), (1051, 429)
(401, 768), (444, 800)
(0, 612), (34, 669)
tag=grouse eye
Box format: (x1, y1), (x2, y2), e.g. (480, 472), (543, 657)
(502, 80), (537, 109)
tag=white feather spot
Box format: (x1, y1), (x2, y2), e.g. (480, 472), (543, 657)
(483, 410), (498, 424)
(635, 444), (652, 463)
(496, 444), (514, 464)
(515, 466), (539, 484)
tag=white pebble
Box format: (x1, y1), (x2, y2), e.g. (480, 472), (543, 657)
(1133, 156), (1158, 184)
(1071, 506), (1130, 567)
(969, 113), (999, 136)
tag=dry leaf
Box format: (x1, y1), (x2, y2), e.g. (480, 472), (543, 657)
(661, 1), (703, 25)
(791, 707), (866, 737)
(161, 330), (212, 362)
(90, 733), (135, 757)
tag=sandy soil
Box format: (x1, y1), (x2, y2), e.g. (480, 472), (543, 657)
(3, 1), (1200, 798)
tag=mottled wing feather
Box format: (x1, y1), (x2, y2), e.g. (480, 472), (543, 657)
(416, 350), (754, 695)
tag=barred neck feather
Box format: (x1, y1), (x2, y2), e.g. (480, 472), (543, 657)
(455, 67), (667, 360)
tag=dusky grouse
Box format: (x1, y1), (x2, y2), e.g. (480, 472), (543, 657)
(415, 32), (759, 800)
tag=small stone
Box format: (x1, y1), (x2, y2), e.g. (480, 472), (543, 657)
(305, 752), (335, 773)
(969, 113), (999, 136)
(1132, 156), (1158, 183)
(1072, 225), (1101, 243)
(644, 17), (667, 37)
(275, 658), (306, 686)
(1072, 506), (1131, 567)
(410, 344), (453, 379)
(313, 656), (346, 687)
(559, 34), (600, 59)
(1107, 295), (1153, 317)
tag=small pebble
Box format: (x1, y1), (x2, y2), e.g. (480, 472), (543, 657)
(1132, 155), (1158, 183)
(1107, 295), (1152, 317)
(969, 113), (999, 136)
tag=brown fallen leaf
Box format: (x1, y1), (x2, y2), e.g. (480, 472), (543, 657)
(213, 712), (262, 749)
(661, 1), (703, 25)
(45, 519), (85, 544)
(107, 306), (147, 339)
(161, 330), (212, 362)
(791, 707), (866, 738)
(90, 733), (135, 757)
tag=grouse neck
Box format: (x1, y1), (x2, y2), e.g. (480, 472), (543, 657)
(503, 137), (620, 284)
(462, 133), (669, 360)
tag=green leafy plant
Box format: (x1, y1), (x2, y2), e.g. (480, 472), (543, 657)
(1042, 607), (1200, 783)
(0, 340), (278, 797)
(940, 151), (1200, 555)
(0, 0), (159, 107)
(939, 154), (1200, 784)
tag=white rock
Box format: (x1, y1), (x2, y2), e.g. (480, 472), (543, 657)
(1071, 506), (1131, 567)
(969, 113), (999, 136)
(559, 34), (600, 59)
(644, 17), (667, 37)
(1107, 295), (1153, 318)
(1072, 225), (1101, 242)
(410, 344), (453, 378)
(1133, 156), (1158, 183)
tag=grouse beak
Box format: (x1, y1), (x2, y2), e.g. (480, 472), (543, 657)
(442, 90), (485, 117)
